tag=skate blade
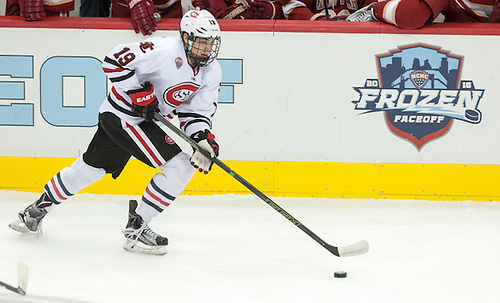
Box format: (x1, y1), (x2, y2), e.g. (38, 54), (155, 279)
(8, 219), (41, 236)
(123, 239), (167, 256)
(9, 219), (32, 234)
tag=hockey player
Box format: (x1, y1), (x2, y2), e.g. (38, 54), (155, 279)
(5, 0), (172, 36)
(9, 9), (222, 256)
(5, 0), (74, 21)
(346, 0), (500, 28)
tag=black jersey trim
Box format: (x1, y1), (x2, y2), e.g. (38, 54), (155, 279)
(109, 71), (136, 83)
(177, 112), (209, 119)
(104, 56), (122, 68)
(104, 57), (136, 83)
(183, 119), (210, 130)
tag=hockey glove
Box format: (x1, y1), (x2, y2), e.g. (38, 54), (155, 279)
(127, 0), (158, 36)
(247, 0), (279, 19)
(190, 130), (219, 174)
(19, 0), (46, 21)
(126, 82), (158, 122)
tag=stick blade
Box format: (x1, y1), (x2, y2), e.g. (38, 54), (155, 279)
(17, 262), (28, 295)
(337, 240), (369, 257)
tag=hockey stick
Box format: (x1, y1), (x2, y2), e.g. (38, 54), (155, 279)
(324, 0), (330, 20)
(154, 113), (369, 257)
(0, 263), (28, 296)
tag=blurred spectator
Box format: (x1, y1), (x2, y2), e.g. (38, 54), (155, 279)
(279, 0), (373, 20)
(80, 0), (110, 16)
(346, 0), (500, 28)
(111, 0), (182, 35)
(5, 0), (178, 36)
(193, 0), (284, 19)
(5, 0), (73, 21)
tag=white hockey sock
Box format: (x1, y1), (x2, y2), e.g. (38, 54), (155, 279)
(136, 152), (194, 223)
(44, 157), (106, 204)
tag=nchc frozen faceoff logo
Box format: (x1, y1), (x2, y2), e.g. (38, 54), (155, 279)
(351, 43), (484, 150)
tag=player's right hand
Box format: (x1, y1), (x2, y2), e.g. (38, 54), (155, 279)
(127, 82), (159, 122)
(127, 0), (159, 36)
(19, 0), (46, 21)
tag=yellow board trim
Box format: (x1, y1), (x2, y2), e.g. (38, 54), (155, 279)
(1, 156), (499, 201)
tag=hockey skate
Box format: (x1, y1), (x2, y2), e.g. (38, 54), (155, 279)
(9, 193), (51, 236)
(346, 3), (378, 22)
(122, 200), (168, 255)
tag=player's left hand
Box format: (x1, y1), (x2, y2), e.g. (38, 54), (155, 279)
(127, 0), (159, 36)
(190, 130), (219, 174)
(19, 0), (46, 21)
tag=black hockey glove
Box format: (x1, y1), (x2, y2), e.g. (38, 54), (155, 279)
(190, 130), (219, 174)
(126, 81), (159, 122)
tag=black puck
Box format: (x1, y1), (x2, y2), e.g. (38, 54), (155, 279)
(465, 109), (480, 122)
(334, 271), (347, 278)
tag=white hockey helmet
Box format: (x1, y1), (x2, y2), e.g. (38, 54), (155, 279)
(179, 9), (221, 67)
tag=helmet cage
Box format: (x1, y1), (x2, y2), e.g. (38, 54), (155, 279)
(183, 33), (221, 67)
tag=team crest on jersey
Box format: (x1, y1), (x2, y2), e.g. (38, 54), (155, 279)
(165, 135), (175, 145)
(351, 43), (484, 150)
(163, 82), (200, 107)
(175, 57), (183, 69)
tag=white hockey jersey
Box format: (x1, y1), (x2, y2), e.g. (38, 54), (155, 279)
(100, 36), (222, 137)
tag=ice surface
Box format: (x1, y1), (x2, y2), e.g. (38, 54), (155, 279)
(1, 190), (499, 302)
